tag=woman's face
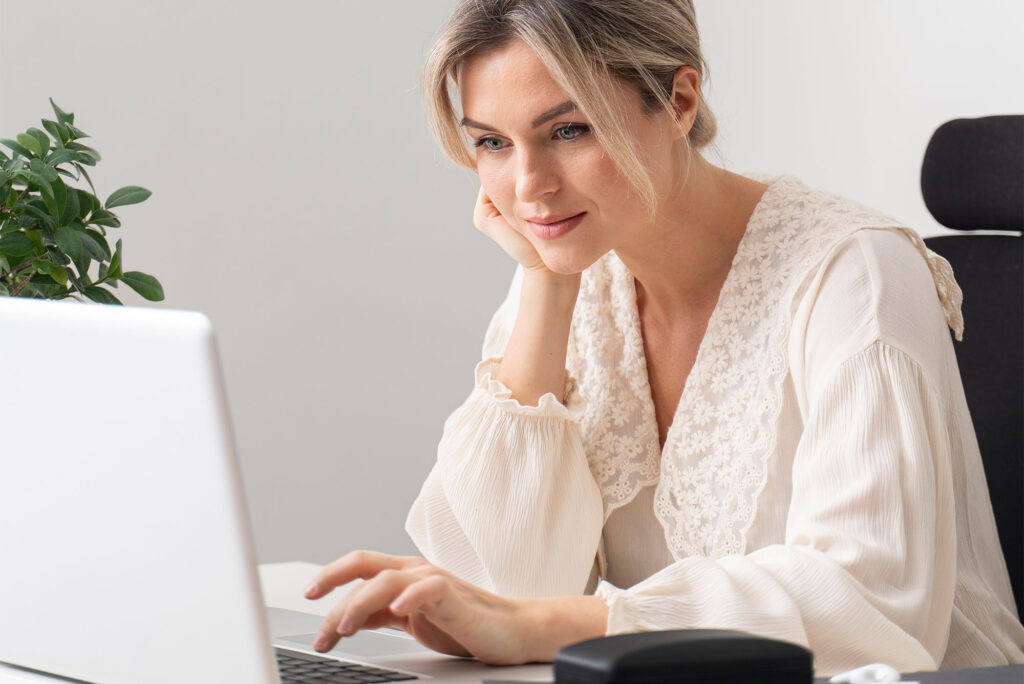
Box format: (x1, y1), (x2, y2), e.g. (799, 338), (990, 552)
(459, 40), (684, 275)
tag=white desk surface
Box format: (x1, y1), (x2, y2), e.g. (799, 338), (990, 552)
(259, 560), (337, 616)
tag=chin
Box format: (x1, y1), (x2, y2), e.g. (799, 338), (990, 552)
(539, 247), (605, 276)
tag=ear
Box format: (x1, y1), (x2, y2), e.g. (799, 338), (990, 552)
(668, 66), (701, 140)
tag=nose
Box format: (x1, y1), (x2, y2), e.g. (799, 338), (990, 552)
(515, 148), (559, 203)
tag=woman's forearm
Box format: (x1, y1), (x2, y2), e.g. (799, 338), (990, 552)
(496, 269), (581, 406)
(518, 594), (609, 662)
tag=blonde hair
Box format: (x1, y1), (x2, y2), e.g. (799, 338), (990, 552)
(424, 0), (717, 208)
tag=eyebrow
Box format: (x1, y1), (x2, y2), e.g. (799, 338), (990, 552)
(461, 100), (578, 132)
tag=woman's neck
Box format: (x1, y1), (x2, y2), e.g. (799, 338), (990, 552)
(615, 156), (769, 325)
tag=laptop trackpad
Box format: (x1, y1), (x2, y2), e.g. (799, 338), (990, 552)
(277, 631), (432, 657)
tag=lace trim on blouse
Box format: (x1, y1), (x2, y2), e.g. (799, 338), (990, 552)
(566, 175), (964, 560)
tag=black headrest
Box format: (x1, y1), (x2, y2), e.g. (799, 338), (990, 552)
(920, 115), (1024, 232)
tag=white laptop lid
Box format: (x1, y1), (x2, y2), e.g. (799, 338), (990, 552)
(0, 297), (277, 684)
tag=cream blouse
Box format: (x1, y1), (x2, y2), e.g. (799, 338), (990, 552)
(405, 175), (1024, 675)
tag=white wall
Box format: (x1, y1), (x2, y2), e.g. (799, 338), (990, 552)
(2, 1), (1021, 565)
(696, 0), (1024, 233)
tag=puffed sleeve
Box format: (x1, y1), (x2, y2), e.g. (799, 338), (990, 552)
(405, 266), (604, 598)
(594, 229), (969, 675)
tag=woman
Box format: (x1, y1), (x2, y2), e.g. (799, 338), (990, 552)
(304, 0), (1024, 674)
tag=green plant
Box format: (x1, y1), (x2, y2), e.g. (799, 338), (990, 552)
(0, 99), (163, 304)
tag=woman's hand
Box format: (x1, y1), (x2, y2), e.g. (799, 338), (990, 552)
(474, 187), (549, 273)
(304, 551), (532, 666)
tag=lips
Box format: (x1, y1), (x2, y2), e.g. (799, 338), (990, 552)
(525, 211), (586, 240)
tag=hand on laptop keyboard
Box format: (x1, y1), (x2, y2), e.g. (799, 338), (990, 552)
(303, 551), (546, 665)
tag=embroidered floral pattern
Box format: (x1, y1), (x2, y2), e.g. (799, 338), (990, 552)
(567, 175), (964, 560)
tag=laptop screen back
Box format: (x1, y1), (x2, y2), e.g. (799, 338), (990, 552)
(0, 298), (277, 683)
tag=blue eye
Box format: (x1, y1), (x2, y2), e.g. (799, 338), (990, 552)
(475, 137), (507, 152)
(555, 124), (589, 141)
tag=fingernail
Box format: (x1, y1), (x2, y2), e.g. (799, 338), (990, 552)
(313, 633), (328, 651)
(304, 582), (318, 597)
(390, 599), (406, 613)
(337, 617), (352, 635)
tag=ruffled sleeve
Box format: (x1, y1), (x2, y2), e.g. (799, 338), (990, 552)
(405, 267), (604, 598)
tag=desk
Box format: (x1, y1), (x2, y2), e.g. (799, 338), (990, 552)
(260, 560), (339, 616)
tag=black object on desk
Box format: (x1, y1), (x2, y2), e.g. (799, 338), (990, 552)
(550, 629), (812, 683)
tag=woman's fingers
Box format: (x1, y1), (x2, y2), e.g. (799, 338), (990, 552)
(473, 186), (547, 271)
(313, 581), (367, 652)
(313, 568), (420, 652)
(389, 574), (449, 619)
(305, 550), (419, 599)
(472, 186), (505, 233)
(334, 569), (409, 636)
(308, 554), (529, 664)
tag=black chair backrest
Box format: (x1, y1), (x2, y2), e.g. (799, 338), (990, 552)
(921, 115), (1024, 619)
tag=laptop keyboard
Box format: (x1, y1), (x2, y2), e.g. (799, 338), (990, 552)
(275, 648), (418, 682)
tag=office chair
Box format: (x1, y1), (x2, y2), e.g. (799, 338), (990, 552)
(921, 114), (1024, 619)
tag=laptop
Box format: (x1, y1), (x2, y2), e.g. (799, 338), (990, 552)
(0, 297), (552, 683)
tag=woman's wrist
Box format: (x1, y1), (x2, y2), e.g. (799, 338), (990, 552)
(520, 267), (582, 309)
(496, 268), (581, 406)
(516, 594), (609, 663)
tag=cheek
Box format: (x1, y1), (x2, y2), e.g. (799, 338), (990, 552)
(584, 152), (643, 215)
(478, 162), (517, 219)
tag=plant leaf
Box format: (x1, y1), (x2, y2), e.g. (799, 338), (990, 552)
(105, 186), (151, 209)
(41, 119), (66, 147)
(27, 172), (58, 217)
(55, 224), (83, 260)
(66, 263), (87, 292)
(51, 264), (69, 285)
(65, 142), (100, 164)
(50, 98), (74, 126)
(46, 149), (79, 166)
(51, 183), (68, 229)
(65, 124), (88, 140)
(16, 133), (42, 157)
(107, 238), (123, 279)
(62, 183), (79, 224)
(27, 128), (51, 155)
(19, 168), (54, 198)
(84, 285), (121, 305)
(25, 229), (44, 252)
(46, 246), (70, 266)
(75, 164), (96, 194)
(29, 158), (58, 182)
(77, 189), (99, 215)
(0, 232), (34, 256)
(79, 229), (108, 261)
(121, 271), (164, 301)
(85, 228), (110, 256)
(1, 138), (34, 158)
(88, 208), (121, 228)
(17, 203), (55, 232)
